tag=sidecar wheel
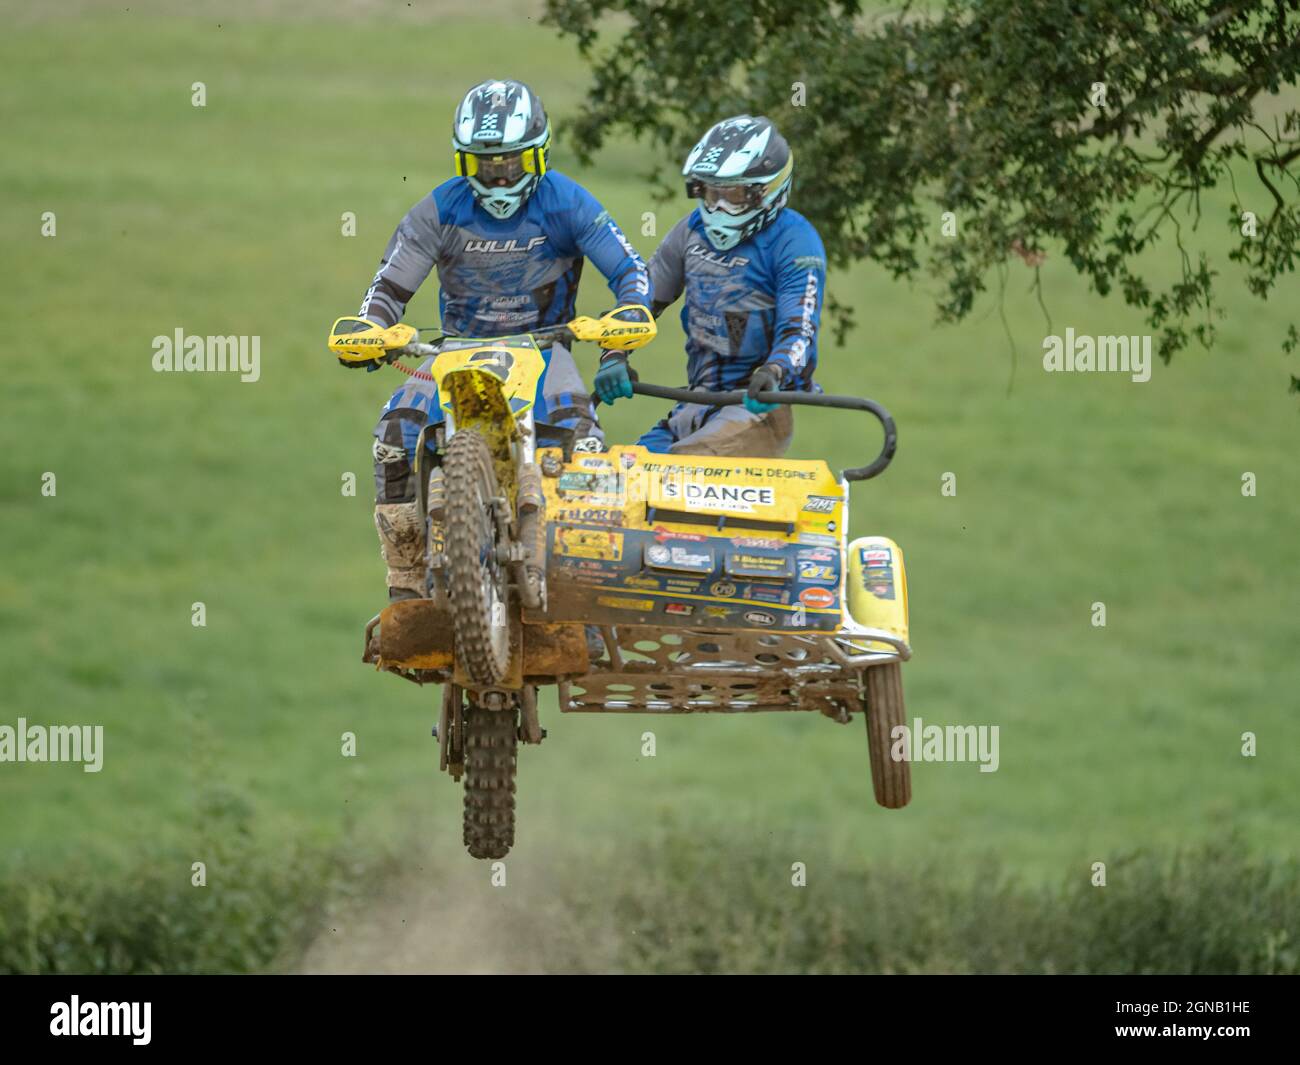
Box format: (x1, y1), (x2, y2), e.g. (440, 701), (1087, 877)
(864, 662), (912, 809)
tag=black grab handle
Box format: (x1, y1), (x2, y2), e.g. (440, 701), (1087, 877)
(627, 382), (897, 482)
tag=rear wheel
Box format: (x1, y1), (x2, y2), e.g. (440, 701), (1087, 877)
(864, 662), (911, 809)
(463, 701), (518, 859)
(443, 428), (511, 686)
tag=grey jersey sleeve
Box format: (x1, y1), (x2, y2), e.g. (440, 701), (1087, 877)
(647, 216), (691, 317)
(357, 195), (444, 327)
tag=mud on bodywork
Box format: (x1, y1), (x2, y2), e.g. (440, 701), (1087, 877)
(366, 599), (587, 681)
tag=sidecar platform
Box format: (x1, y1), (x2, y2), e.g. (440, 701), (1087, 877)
(568, 624), (910, 716)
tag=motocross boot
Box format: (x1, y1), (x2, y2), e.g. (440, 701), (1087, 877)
(374, 501), (425, 601)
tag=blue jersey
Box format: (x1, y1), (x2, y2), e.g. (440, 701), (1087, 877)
(358, 172), (649, 335)
(647, 208), (826, 391)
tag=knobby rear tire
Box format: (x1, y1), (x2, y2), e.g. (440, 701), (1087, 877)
(462, 702), (518, 859)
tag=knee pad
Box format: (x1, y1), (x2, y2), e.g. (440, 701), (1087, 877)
(372, 410), (420, 503)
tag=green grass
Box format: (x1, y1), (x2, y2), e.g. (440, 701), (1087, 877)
(0, 2), (1296, 969)
(8, 829), (1296, 974)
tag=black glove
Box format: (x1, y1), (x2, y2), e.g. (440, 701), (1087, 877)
(745, 362), (784, 414)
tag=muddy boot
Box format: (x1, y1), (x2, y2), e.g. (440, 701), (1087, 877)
(424, 467), (447, 602)
(374, 501), (425, 601)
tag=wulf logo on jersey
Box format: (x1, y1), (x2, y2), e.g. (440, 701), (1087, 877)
(688, 245), (750, 269)
(465, 237), (547, 253)
(661, 480), (775, 513)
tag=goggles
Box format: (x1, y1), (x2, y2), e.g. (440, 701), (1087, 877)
(455, 144), (548, 185)
(685, 178), (763, 215)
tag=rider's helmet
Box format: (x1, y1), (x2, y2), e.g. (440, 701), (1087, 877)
(452, 79), (551, 220)
(682, 115), (793, 252)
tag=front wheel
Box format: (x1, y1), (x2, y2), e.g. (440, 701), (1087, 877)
(443, 428), (511, 686)
(864, 662), (912, 809)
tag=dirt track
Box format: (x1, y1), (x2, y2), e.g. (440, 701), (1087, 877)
(298, 863), (528, 974)
(295, 848), (608, 974)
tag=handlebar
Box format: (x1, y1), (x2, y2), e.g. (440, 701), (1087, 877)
(625, 382), (897, 482)
(387, 325), (896, 481)
(396, 324), (575, 361)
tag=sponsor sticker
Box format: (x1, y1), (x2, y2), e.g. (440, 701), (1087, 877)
(555, 528), (623, 561)
(709, 580), (737, 598)
(597, 595), (654, 612)
(799, 586), (836, 609)
(861, 546), (897, 599)
(559, 566), (617, 585)
(645, 541), (714, 573)
(798, 547), (836, 562)
(654, 526), (707, 542)
(863, 569), (894, 595)
(557, 471), (623, 498)
(725, 550), (794, 580)
(802, 496), (840, 514)
(660, 479), (775, 513)
(745, 585), (789, 605)
(730, 536), (785, 550)
(664, 602), (694, 616)
(797, 561), (837, 583)
(743, 610), (776, 626)
(555, 506), (624, 525)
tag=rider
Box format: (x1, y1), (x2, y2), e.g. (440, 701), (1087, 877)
(344, 79), (650, 600)
(593, 115), (825, 458)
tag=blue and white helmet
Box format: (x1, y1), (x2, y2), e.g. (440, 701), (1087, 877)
(682, 115), (793, 251)
(452, 79), (551, 220)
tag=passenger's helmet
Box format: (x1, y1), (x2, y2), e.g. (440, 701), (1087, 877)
(452, 79), (551, 220)
(682, 115), (793, 252)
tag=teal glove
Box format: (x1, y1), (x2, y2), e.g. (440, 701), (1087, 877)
(594, 351), (635, 404)
(744, 362), (784, 414)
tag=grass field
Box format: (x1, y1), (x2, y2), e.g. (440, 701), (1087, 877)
(1, 2), (1296, 971)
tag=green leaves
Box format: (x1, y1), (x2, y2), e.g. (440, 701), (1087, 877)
(546, 0), (1300, 382)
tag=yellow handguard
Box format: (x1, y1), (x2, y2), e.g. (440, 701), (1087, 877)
(567, 304), (657, 351)
(327, 316), (419, 365)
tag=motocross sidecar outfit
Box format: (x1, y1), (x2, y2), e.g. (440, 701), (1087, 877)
(330, 314), (910, 860)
